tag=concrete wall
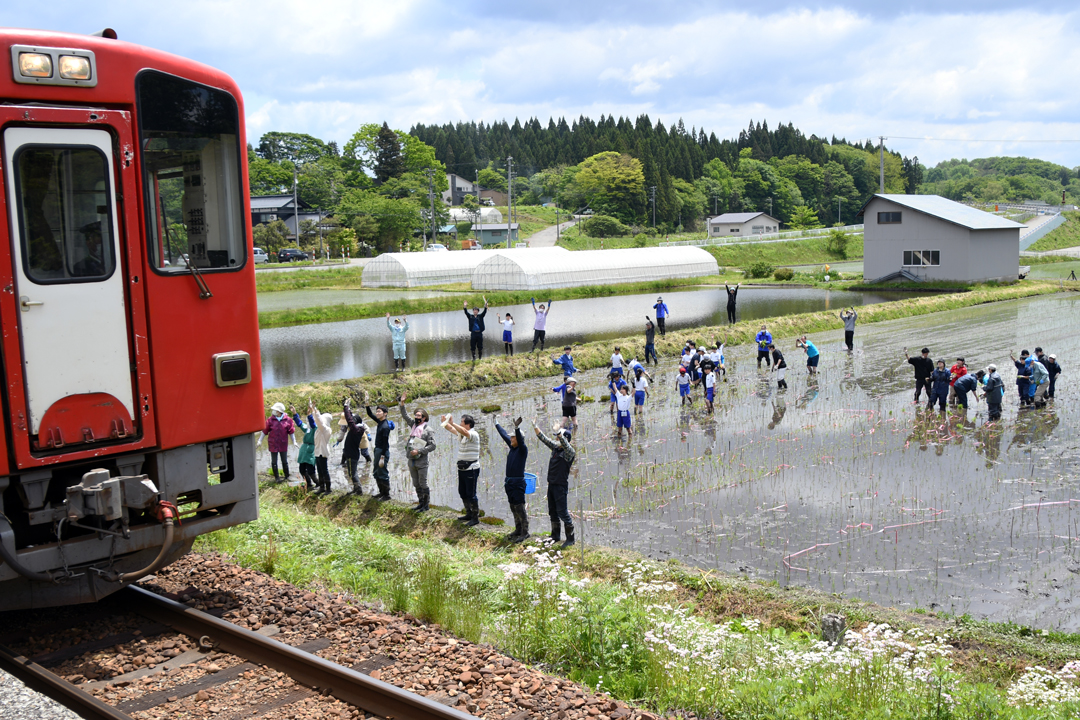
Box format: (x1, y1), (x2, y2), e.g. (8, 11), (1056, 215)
(863, 197), (1017, 282)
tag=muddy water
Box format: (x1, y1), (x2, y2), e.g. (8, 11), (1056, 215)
(260, 287), (911, 388)
(258, 292), (1080, 629)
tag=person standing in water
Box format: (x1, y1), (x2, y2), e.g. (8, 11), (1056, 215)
(724, 283), (740, 324)
(840, 307), (857, 352)
(387, 313), (409, 371)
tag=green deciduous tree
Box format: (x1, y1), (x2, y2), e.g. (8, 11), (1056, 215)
(338, 189), (423, 254)
(253, 219), (290, 255)
(570, 151), (645, 223)
(788, 205), (823, 230)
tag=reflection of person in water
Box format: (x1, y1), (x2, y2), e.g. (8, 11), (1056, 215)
(768, 398), (787, 429)
(795, 376), (819, 408)
(72, 221), (105, 277)
(904, 407), (933, 451)
(1008, 407), (1060, 453)
(974, 422), (1004, 467)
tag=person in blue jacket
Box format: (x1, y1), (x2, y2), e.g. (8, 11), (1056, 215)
(387, 313), (409, 372)
(755, 325), (773, 368)
(495, 417), (530, 543)
(463, 297), (489, 361)
(552, 346), (577, 377)
(928, 359), (951, 411)
(652, 296), (669, 335)
(1010, 350), (1032, 406)
(953, 369), (982, 411)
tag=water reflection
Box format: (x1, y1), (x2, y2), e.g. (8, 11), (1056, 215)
(260, 287), (915, 388)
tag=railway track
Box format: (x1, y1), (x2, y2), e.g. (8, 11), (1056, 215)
(0, 585), (475, 720)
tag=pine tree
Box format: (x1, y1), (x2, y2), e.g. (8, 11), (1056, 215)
(374, 122), (405, 183)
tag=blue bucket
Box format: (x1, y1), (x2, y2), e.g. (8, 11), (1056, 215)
(524, 472), (537, 494)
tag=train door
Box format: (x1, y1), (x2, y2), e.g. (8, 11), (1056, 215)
(2, 126), (135, 450)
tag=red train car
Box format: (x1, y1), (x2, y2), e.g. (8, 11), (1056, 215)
(0, 27), (262, 610)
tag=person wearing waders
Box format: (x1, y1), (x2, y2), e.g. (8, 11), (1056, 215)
(312, 404), (334, 495)
(1043, 353), (1062, 400)
(533, 421), (576, 547)
(1030, 355), (1050, 407)
(552, 376), (578, 428)
(652, 297), (669, 335)
(644, 318), (659, 365)
(1010, 350), (1033, 406)
(341, 399), (371, 494)
(755, 325), (772, 368)
(501, 313), (515, 356)
(953, 369), (982, 411)
(552, 346), (577, 378)
(840, 307), (857, 352)
(980, 364), (1005, 421)
(905, 348), (934, 403)
(260, 403), (295, 482)
(399, 395), (436, 512)
(363, 400), (394, 501)
(724, 283), (740, 323)
(769, 343), (788, 389)
(495, 417), (530, 542)
(464, 297), (489, 361)
(441, 413), (481, 526)
(387, 313), (409, 372)
(928, 359), (950, 411)
(531, 299), (551, 352)
(291, 405), (317, 491)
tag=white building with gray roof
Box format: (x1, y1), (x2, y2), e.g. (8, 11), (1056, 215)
(706, 212), (780, 238)
(858, 194), (1023, 283)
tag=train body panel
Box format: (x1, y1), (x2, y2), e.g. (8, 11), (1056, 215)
(0, 27), (262, 610)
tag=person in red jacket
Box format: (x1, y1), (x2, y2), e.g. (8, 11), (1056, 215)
(260, 402), (295, 482)
(948, 358), (967, 407)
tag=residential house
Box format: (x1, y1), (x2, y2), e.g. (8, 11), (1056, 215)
(706, 212), (780, 238)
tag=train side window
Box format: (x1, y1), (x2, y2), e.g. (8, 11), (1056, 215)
(137, 70), (245, 273)
(15, 145), (116, 284)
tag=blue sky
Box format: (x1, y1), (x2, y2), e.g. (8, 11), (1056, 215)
(10, 2), (1080, 167)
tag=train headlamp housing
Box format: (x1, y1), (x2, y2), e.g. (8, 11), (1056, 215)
(11, 45), (96, 87)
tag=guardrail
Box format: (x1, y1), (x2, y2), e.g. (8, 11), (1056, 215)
(660, 224), (864, 248)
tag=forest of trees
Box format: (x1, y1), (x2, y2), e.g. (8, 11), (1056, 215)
(244, 114), (1080, 253)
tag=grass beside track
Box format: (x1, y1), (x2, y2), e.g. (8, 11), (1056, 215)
(256, 266), (366, 293)
(198, 487), (1080, 719)
(264, 281), (1067, 408)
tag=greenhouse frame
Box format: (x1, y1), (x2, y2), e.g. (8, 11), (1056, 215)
(471, 247), (718, 291)
(362, 248), (570, 288)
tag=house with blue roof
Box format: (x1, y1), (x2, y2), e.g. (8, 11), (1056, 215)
(858, 194), (1023, 283)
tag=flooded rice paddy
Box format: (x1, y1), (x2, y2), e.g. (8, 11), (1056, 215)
(257, 288), (450, 312)
(260, 287), (912, 388)
(258, 293), (1080, 630)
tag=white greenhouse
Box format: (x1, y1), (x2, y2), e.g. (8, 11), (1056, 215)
(363, 248), (570, 288)
(472, 247), (718, 291)
(448, 207), (503, 224)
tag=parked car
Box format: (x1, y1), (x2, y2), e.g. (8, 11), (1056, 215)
(425, 243), (448, 252)
(252, 247), (268, 264)
(277, 248), (309, 263)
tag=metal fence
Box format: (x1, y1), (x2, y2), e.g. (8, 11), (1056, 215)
(660, 224), (864, 248)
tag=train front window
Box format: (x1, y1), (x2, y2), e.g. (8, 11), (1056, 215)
(15, 145), (115, 284)
(137, 70), (245, 272)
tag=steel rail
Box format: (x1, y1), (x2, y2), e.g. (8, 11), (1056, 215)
(123, 585), (475, 720)
(0, 641), (133, 720)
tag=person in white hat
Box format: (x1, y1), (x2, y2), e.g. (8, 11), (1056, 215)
(259, 402), (295, 482)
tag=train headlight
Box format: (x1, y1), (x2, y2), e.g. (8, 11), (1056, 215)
(18, 52), (53, 78)
(58, 55), (92, 81)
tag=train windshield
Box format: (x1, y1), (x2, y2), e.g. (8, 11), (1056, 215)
(137, 70), (245, 272)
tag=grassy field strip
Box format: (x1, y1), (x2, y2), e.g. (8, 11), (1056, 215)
(199, 489), (1080, 719)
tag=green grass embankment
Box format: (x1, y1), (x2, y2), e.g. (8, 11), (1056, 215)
(256, 266), (366, 293)
(1027, 211), (1080, 252)
(490, 205), (565, 239)
(264, 281), (1065, 408)
(200, 488), (1080, 719)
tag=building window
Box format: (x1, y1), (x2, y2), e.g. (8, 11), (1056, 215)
(878, 211), (902, 224)
(730, 228), (739, 233)
(903, 250), (940, 267)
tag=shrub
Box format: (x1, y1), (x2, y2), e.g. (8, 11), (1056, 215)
(746, 262), (776, 279)
(583, 214), (631, 238)
(633, 233), (648, 248)
(773, 267), (795, 281)
(826, 228), (850, 258)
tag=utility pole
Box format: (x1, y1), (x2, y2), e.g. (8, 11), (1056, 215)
(556, 203), (560, 244)
(838, 197), (842, 226)
(879, 136), (886, 193)
(506, 156), (513, 249)
(766, 197), (773, 218)
(424, 167), (436, 249)
(649, 185), (657, 227)
(292, 164), (300, 249)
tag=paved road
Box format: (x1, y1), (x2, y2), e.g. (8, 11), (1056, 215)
(526, 220), (577, 247)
